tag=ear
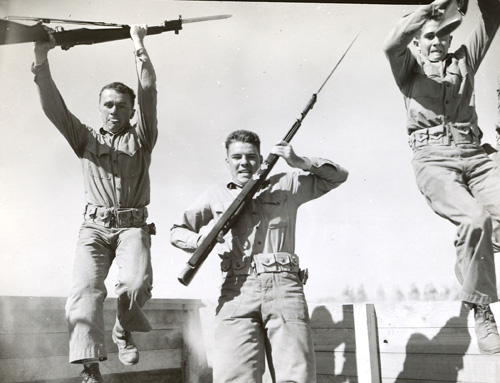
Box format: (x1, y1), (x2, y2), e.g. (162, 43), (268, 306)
(413, 38), (420, 49)
(130, 109), (136, 120)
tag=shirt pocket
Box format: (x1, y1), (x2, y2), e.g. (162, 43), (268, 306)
(84, 143), (112, 180)
(259, 192), (289, 229)
(411, 74), (441, 100)
(213, 201), (253, 237)
(117, 151), (142, 179)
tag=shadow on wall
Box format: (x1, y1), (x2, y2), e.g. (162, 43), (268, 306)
(395, 303), (471, 383)
(310, 304), (357, 383)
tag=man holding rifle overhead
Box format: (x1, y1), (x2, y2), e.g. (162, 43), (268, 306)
(383, 0), (500, 354)
(33, 25), (157, 382)
(170, 129), (348, 382)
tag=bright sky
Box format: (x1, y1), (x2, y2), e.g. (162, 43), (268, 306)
(0, 0), (499, 305)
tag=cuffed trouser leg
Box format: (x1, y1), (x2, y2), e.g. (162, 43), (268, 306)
(66, 224), (113, 363)
(412, 147), (500, 304)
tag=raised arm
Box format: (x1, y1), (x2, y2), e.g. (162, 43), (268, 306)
(382, 0), (451, 88)
(465, 0), (500, 73)
(271, 141), (349, 205)
(131, 25), (158, 152)
(32, 30), (89, 157)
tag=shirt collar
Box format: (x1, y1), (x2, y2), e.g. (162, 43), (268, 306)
(99, 124), (131, 136)
(226, 178), (271, 190)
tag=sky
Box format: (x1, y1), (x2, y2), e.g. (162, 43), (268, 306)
(0, 0), (499, 305)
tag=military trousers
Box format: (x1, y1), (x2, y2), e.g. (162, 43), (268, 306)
(65, 222), (153, 363)
(213, 271), (316, 383)
(412, 144), (500, 304)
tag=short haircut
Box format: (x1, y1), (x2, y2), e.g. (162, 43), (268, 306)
(99, 82), (136, 106)
(225, 130), (261, 152)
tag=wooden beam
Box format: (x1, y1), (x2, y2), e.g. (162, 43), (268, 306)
(354, 303), (381, 383)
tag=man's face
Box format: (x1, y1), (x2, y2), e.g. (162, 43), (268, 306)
(226, 141), (262, 186)
(416, 20), (452, 62)
(99, 89), (135, 134)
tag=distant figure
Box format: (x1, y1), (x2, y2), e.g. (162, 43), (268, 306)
(170, 130), (348, 382)
(383, 0), (500, 354)
(33, 25), (158, 382)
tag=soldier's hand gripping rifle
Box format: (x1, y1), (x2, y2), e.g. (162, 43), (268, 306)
(178, 34), (359, 286)
(0, 15), (231, 50)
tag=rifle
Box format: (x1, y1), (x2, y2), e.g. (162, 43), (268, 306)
(0, 15), (231, 50)
(178, 34), (359, 286)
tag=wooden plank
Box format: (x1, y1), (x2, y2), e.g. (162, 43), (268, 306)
(379, 352), (500, 383)
(374, 301), (474, 328)
(312, 328), (356, 352)
(317, 375), (357, 383)
(28, 368), (182, 383)
(377, 326), (481, 355)
(310, 303), (355, 329)
(1, 308), (189, 334)
(0, 296), (203, 311)
(0, 349), (182, 382)
(0, 328), (183, 359)
(354, 303), (381, 383)
(315, 351), (357, 376)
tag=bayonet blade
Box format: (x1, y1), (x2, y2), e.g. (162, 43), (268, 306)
(180, 14), (232, 25)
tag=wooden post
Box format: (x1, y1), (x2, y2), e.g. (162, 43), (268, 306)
(354, 303), (381, 383)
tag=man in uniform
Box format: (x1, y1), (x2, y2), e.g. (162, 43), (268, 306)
(170, 129), (348, 382)
(383, 0), (500, 353)
(33, 25), (157, 382)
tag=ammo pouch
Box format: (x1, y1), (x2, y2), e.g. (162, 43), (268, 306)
(253, 253), (300, 274)
(409, 123), (481, 151)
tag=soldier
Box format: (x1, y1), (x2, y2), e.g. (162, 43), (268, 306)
(33, 25), (158, 382)
(383, 0), (500, 354)
(170, 129), (348, 382)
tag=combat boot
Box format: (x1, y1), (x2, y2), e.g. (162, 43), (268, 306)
(80, 363), (103, 383)
(112, 324), (139, 365)
(474, 304), (500, 354)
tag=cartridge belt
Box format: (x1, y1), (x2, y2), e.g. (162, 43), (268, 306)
(221, 252), (300, 276)
(83, 204), (148, 228)
(408, 123), (481, 151)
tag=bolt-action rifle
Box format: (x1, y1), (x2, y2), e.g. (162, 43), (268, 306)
(0, 15), (231, 50)
(178, 34), (359, 286)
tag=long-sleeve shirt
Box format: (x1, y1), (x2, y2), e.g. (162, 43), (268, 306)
(170, 158), (348, 269)
(32, 48), (158, 208)
(383, 0), (500, 135)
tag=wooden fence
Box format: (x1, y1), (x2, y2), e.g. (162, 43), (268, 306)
(310, 301), (500, 383)
(0, 296), (209, 383)
(2, 297), (500, 382)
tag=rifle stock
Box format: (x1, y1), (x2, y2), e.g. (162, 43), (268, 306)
(178, 95), (317, 286)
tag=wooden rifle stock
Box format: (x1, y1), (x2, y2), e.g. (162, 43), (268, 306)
(52, 21), (182, 50)
(178, 95), (317, 286)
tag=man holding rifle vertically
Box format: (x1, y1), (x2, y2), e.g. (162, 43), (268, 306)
(33, 25), (157, 382)
(170, 129), (348, 382)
